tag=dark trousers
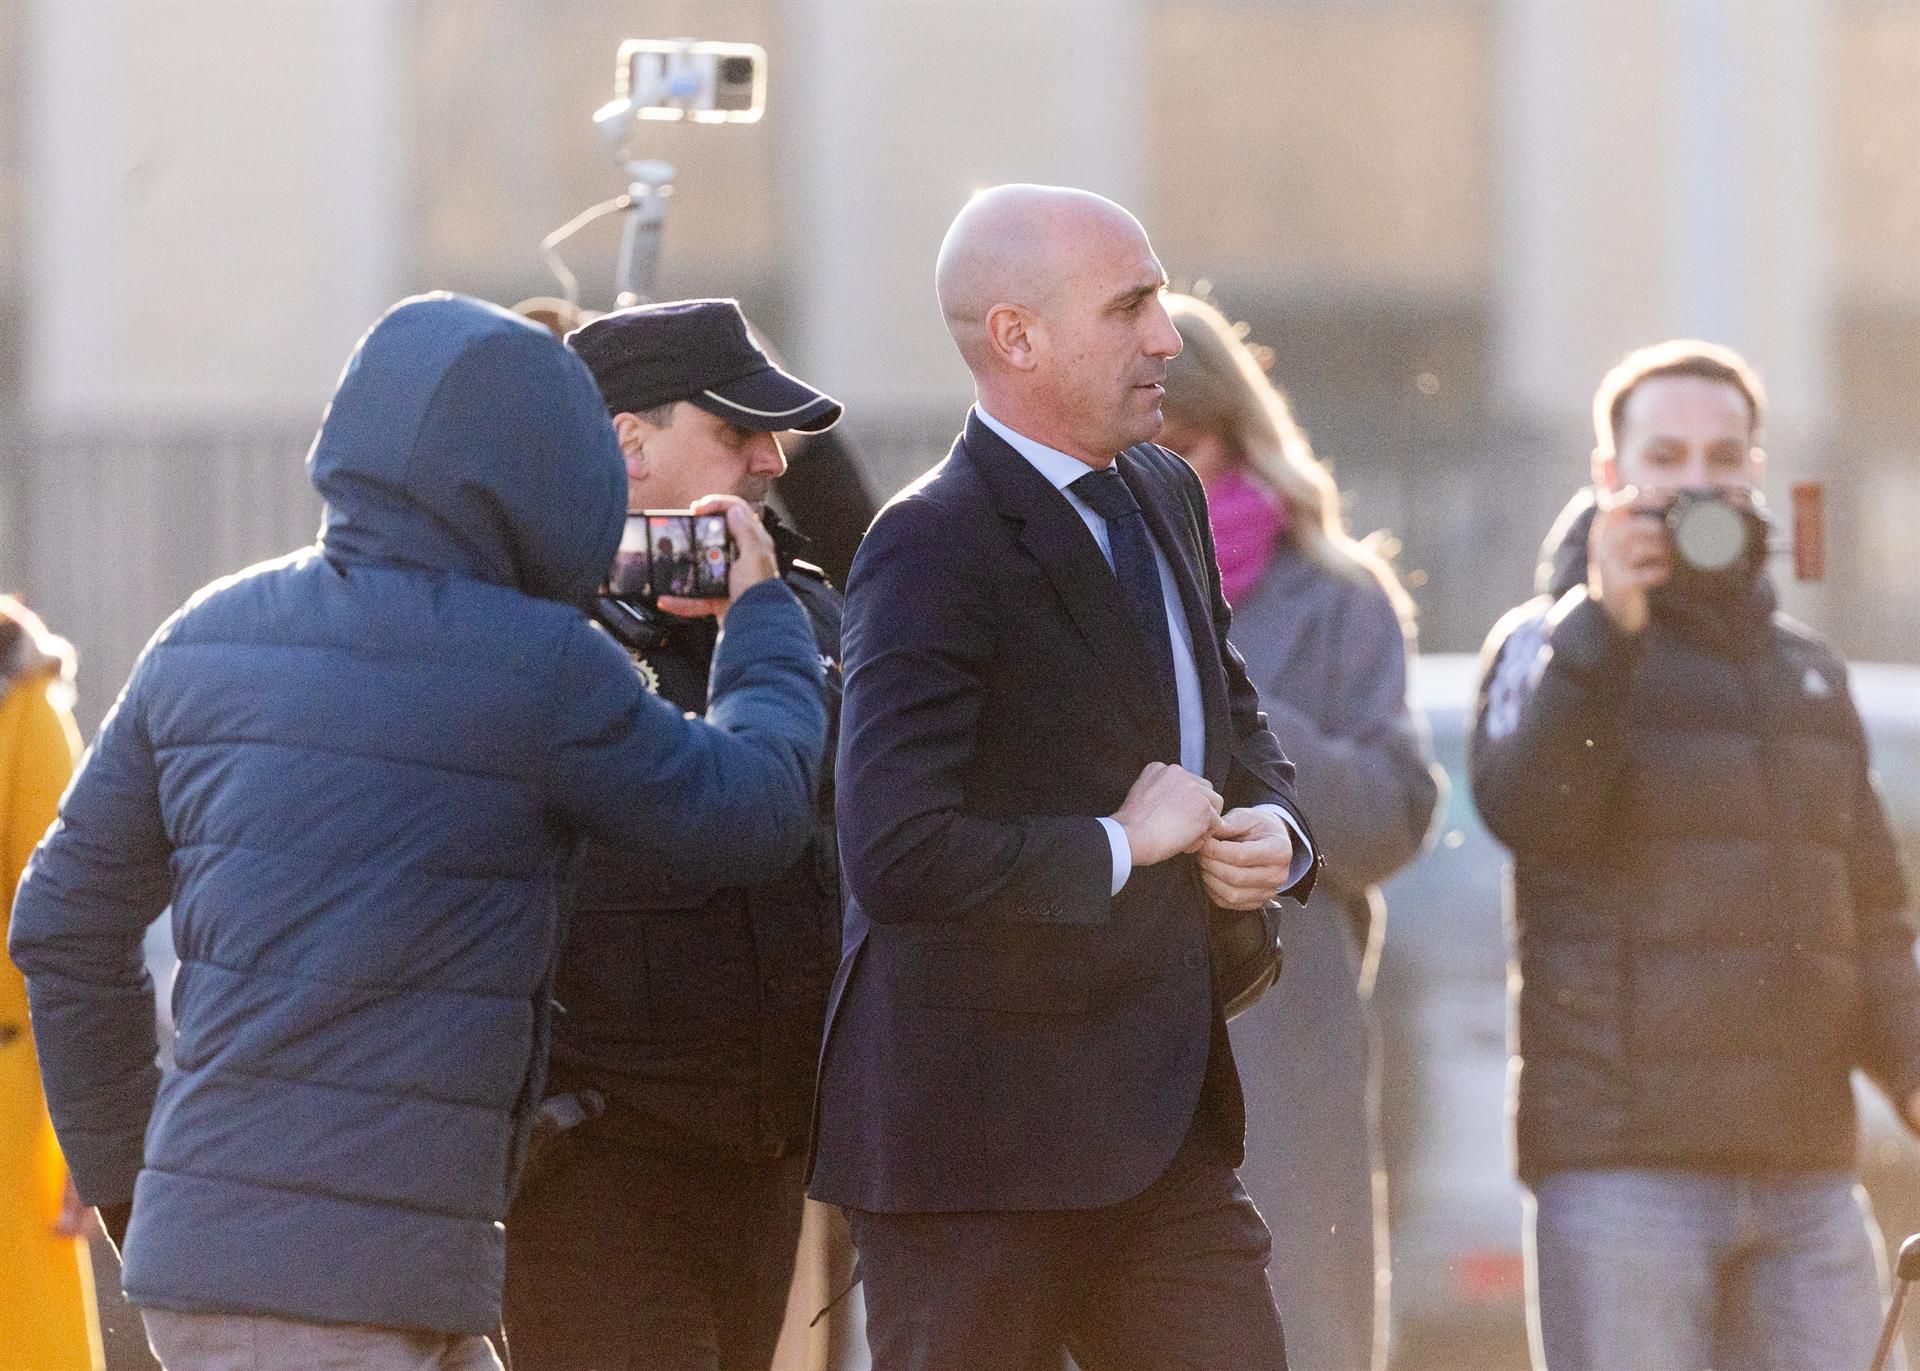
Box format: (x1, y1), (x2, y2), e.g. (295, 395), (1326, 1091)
(502, 1123), (806, 1371)
(847, 1127), (1287, 1371)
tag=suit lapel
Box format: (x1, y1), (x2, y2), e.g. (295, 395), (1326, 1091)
(1119, 448), (1233, 784)
(959, 416), (1177, 756)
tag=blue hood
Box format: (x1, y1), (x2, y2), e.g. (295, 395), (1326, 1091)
(310, 293), (627, 605)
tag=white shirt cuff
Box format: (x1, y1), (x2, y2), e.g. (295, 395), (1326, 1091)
(1254, 803), (1315, 891)
(1096, 816), (1132, 896)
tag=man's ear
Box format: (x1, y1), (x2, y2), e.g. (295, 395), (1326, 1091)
(984, 304), (1039, 372)
(1591, 446), (1620, 492)
(612, 412), (651, 480)
(1750, 445), (1768, 484)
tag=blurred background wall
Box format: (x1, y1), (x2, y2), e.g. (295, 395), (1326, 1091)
(1, 0), (1916, 730)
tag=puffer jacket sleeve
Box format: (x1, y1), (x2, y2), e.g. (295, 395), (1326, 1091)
(1257, 579), (1443, 892)
(544, 578), (826, 897)
(1839, 681), (1920, 1123)
(9, 664), (173, 1207)
(1470, 585), (1641, 861)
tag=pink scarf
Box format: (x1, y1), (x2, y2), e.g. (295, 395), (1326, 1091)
(1207, 471), (1290, 606)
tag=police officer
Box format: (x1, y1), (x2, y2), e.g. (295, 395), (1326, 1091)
(503, 299), (846, 1371)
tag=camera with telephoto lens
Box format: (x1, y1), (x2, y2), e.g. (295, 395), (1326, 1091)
(1659, 487), (1769, 581)
(607, 510), (737, 602)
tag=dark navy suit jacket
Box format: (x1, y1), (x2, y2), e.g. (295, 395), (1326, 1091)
(809, 413), (1314, 1214)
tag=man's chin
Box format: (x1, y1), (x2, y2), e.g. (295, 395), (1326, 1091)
(1119, 407), (1165, 451)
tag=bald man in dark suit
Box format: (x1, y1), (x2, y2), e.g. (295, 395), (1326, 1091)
(809, 185), (1319, 1371)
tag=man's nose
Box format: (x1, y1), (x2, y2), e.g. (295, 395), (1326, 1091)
(753, 432), (788, 477)
(1145, 298), (1182, 360)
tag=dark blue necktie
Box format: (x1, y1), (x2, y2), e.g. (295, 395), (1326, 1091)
(1070, 466), (1180, 718)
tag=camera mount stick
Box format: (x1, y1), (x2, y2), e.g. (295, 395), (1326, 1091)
(537, 159), (675, 313)
(613, 160), (675, 308)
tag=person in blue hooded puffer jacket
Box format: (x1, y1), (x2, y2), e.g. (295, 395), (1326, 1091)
(7, 293), (827, 1370)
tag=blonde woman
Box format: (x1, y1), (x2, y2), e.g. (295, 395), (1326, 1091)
(1160, 293), (1444, 1371)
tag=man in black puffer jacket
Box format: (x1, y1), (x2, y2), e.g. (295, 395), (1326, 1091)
(1470, 340), (1920, 1371)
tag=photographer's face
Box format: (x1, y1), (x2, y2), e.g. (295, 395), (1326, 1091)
(1600, 375), (1763, 501)
(613, 402), (786, 511)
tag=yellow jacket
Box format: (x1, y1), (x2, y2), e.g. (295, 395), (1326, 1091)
(0, 603), (103, 1371)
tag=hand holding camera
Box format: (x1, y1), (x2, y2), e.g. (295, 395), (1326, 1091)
(1588, 485), (1672, 634)
(1590, 485), (1770, 634)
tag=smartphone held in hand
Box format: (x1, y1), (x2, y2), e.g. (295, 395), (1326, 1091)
(609, 510), (737, 601)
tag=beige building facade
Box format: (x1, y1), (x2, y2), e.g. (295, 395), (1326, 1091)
(2, 0), (1917, 728)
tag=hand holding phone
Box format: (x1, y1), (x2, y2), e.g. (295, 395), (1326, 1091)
(608, 495), (777, 622)
(610, 508), (736, 601)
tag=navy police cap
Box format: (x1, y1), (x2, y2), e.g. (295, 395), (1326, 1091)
(565, 298), (842, 434)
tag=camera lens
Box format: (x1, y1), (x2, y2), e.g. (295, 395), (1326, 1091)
(720, 56), (754, 86)
(1667, 493), (1755, 575)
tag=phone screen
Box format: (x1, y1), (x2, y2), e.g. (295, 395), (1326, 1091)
(608, 511), (734, 599)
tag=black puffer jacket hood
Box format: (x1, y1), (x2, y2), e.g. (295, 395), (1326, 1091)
(1537, 487), (1599, 599)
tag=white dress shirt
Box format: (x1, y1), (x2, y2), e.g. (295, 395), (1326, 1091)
(975, 405), (1314, 897)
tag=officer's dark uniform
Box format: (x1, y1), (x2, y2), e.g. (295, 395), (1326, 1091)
(503, 515), (844, 1371)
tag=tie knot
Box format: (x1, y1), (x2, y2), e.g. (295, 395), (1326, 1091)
(1069, 467), (1140, 522)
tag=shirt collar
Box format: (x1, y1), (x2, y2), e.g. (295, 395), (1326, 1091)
(974, 404), (1105, 493)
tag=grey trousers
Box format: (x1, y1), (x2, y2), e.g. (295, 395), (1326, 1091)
(1229, 895), (1384, 1371)
(141, 1309), (502, 1371)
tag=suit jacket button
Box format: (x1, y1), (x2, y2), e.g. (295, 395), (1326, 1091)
(1184, 949), (1205, 970)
